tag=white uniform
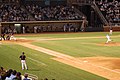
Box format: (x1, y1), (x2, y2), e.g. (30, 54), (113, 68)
(109, 29), (112, 35)
(0, 37), (2, 41)
(10, 35), (16, 41)
(10, 33), (16, 41)
(106, 34), (111, 43)
(23, 27), (25, 34)
(34, 26), (37, 33)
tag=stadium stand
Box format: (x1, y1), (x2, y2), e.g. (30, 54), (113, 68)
(0, 3), (30, 22)
(71, 0), (120, 31)
(0, 1), (84, 22)
(25, 4), (83, 21)
(94, 0), (120, 31)
(0, 0), (119, 33)
(96, 0), (120, 25)
(0, 0), (87, 33)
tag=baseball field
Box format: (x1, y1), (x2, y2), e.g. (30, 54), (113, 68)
(0, 32), (120, 80)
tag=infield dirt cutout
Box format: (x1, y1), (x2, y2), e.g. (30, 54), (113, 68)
(1, 38), (120, 80)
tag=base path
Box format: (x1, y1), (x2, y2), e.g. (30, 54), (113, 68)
(17, 43), (120, 80)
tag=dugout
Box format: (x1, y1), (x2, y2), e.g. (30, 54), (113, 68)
(0, 20), (86, 34)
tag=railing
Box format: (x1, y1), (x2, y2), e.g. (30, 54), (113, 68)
(92, 1), (109, 26)
(25, 73), (38, 80)
(111, 23), (120, 26)
(0, 20), (83, 24)
(69, 0), (93, 4)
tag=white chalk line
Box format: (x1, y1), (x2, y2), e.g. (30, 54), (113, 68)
(87, 62), (120, 74)
(27, 57), (47, 66)
(54, 56), (120, 75)
(75, 58), (120, 75)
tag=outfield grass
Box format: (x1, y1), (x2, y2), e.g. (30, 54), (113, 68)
(0, 32), (120, 80)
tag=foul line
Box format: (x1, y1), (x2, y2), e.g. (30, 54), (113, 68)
(27, 57), (47, 66)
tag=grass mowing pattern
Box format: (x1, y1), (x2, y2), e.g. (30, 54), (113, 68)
(32, 35), (120, 57)
(1, 32), (120, 80)
(0, 43), (108, 80)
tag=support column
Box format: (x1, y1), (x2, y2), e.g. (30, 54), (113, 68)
(0, 23), (1, 35)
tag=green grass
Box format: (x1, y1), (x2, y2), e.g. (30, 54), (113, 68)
(0, 43), (107, 80)
(32, 32), (120, 57)
(1, 32), (120, 80)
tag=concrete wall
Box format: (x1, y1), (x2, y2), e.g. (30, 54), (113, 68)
(0, 23), (1, 35)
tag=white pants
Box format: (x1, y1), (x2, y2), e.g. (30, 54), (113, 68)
(10, 36), (16, 40)
(106, 39), (111, 43)
(0, 37), (2, 41)
(21, 60), (27, 70)
(109, 30), (112, 35)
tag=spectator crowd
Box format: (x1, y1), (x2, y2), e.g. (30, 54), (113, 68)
(0, 66), (55, 80)
(26, 4), (83, 21)
(0, 67), (30, 80)
(97, 0), (120, 23)
(0, 2), (84, 22)
(0, 3), (30, 22)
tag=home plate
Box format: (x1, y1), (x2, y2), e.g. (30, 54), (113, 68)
(83, 61), (88, 63)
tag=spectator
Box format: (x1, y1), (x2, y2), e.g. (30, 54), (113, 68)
(13, 72), (21, 80)
(0, 67), (6, 79)
(26, 4), (83, 21)
(5, 69), (13, 80)
(10, 70), (17, 80)
(97, 0), (120, 24)
(23, 73), (30, 80)
(0, 4), (30, 22)
(1, 33), (6, 40)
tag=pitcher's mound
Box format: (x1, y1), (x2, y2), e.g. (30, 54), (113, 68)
(97, 42), (120, 46)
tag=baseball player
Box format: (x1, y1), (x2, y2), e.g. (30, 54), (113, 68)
(19, 52), (28, 70)
(106, 34), (112, 43)
(10, 33), (17, 41)
(109, 29), (112, 35)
